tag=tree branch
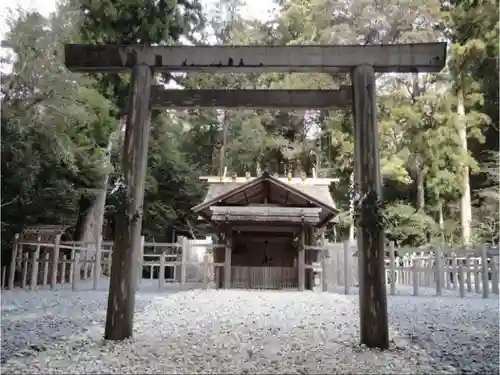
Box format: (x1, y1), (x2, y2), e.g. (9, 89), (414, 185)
(1, 196), (20, 208)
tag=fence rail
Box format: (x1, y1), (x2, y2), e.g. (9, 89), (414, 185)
(5, 235), (225, 292)
(3, 236), (499, 298)
(322, 241), (499, 298)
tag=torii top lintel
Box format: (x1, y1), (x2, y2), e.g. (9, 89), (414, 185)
(65, 43), (447, 74)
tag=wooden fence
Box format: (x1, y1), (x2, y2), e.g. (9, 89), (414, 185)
(3, 235), (499, 298)
(4, 235), (225, 292)
(231, 266), (298, 290)
(322, 241), (499, 298)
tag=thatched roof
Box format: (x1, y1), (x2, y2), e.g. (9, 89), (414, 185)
(286, 183), (336, 209)
(200, 179), (336, 209)
(193, 172), (337, 228)
(202, 182), (242, 203)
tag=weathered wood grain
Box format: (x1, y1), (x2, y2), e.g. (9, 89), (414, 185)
(352, 65), (389, 349)
(298, 227), (306, 291)
(211, 215), (320, 224)
(104, 64), (153, 341)
(64, 43), (447, 73)
(224, 230), (232, 289)
(210, 206), (321, 216)
(145, 88), (352, 109)
(8, 234), (19, 290)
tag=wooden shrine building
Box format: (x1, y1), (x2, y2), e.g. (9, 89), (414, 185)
(192, 171), (338, 290)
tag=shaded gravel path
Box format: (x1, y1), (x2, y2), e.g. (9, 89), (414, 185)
(1, 287), (498, 374)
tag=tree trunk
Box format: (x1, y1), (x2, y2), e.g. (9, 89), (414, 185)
(315, 145), (321, 177)
(438, 201), (445, 245)
(457, 87), (472, 245)
(73, 194), (96, 241)
(94, 137), (113, 239)
(74, 130), (117, 243)
(412, 75), (426, 212)
(416, 164), (425, 211)
(219, 111), (229, 177)
(105, 64), (153, 341)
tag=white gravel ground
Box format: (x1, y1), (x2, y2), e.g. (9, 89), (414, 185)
(1, 283), (498, 374)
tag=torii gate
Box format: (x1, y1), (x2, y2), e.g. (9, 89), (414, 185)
(65, 42), (446, 348)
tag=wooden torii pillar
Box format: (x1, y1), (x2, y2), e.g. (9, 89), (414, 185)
(65, 42), (446, 347)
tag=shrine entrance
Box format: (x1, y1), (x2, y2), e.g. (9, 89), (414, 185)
(65, 41), (446, 348)
(193, 172), (337, 290)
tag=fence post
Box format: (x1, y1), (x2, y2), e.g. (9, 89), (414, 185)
(491, 256), (499, 295)
(412, 257), (420, 296)
(444, 254), (452, 289)
(458, 262), (465, 298)
(400, 256), (405, 285)
(405, 253), (410, 285)
(21, 252), (29, 289)
(401, 255), (406, 284)
(319, 231), (327, 292)
(394, 256), (399, 285)
(72, 250), (80, 291)
(204, 252), (209, 289)
(137, 236), (144, 289)
(474, 258), (481, 294)
(408, 254), (414, 285)
(322, 249), (329, 292)
(426, 254), (433, 287)
(419, 251), (424, 286)
(93, 235), (102, 290)
(180, 236), (188, 288)
(61, 254), (67, 285)
(83, 244), (90, 280)
(389, 243), (396, 296)
(69, 247), (75, 286)
(481, 246), (489, 298)
(452, 253), (458, 290)
(159, 251), (165, 290)
(8, 234), (20, 290)
(224, 232), (232, 289)
(334, 244), (340, 286)
(296, 230), (304, 291)
(41, 252), (48, 286)
(466, 256), (473, 292)
(30, 235), (42, 291)
(50, 234), (61, 289)
(343, 240), (350, 295)
(435, 246), (443, 296)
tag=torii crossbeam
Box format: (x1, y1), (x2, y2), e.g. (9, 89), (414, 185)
(145, 87), (352, 109)
(65, 43), (445, 73)
(64, 42), (446, 348)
